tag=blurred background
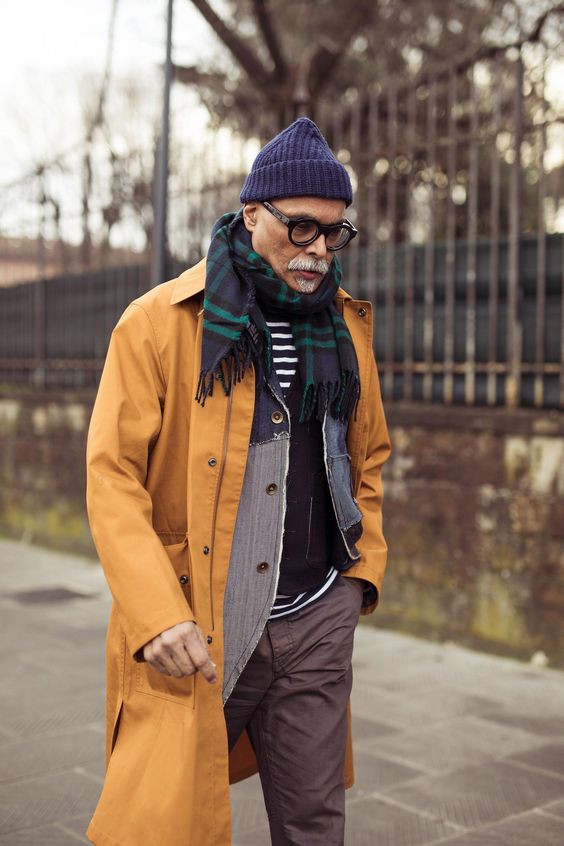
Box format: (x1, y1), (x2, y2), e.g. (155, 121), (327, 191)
(0, 0), (563, 663)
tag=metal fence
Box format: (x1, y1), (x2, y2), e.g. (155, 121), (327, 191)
(0, 265), (150, 388)
(1, 41), (563, 408)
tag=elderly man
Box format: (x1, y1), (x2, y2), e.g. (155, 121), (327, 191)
(85, 118), (390, 846)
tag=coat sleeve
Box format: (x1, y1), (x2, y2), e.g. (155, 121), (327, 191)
(345, 351), (391, 615)
(86, 301), (195, 659)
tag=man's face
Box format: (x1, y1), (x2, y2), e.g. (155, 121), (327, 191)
(242, 196), (346, 294)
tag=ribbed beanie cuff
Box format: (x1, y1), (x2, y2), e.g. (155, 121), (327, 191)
(240, 118), (353, 207)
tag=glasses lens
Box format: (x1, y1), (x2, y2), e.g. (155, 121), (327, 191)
(326, 226), (351, 249)
(290, 220), (319, 244)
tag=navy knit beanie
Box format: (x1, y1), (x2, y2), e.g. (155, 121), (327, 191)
(240, 117), (353, 207)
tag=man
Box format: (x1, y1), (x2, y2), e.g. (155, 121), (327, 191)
(85, 117), (390, 846)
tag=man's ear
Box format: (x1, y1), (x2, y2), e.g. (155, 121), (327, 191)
(242, 202), (258, 232)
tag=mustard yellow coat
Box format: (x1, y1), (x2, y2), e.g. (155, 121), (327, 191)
(85, 258), (391, 846)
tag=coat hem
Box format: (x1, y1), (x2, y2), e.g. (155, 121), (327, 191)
(86, 820), (126, 846)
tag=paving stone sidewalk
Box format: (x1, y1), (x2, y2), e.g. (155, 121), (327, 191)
(1, 537), (563, 845)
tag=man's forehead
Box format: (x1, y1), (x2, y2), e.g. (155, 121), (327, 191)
(269, 196), (346, 223)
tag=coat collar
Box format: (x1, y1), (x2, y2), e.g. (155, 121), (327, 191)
(169, 256), (354, 306)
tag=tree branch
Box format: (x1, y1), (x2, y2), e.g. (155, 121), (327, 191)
(252, 0), (288, 80)
(173, 63), (231, 88)
(430, 1), (564, 78)
(187, 0), (271, 84)
(307, 3), (378, 96)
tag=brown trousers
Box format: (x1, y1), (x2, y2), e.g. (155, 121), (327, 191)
(224, 573), (363, 846)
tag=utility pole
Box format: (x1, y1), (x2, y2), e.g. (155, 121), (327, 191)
(151, 0), (174, 287)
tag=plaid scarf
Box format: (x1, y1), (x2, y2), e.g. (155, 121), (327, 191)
(196, 210), (360, 424)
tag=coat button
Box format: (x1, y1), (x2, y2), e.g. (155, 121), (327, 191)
(208, 457), (217, 467)
(203, 546), (210, 555)
(207, 635), (213, 644)
(257, 562), (269, 572)
(358, 306), (367, 317)
(179, 574), (189, 585)
(266, 483), (278, 495)
(271, 411), (284, 424)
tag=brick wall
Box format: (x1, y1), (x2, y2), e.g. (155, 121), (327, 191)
(0, 390), (95, 557)
(381, 404), (564, 665)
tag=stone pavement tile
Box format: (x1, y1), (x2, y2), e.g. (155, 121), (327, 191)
(542, 798), (564, 820)
(475, 706), (564, 738)
(232, 825), (271, 846)
(78, 759), (106, 782)
(230, 772), (262, 799)
(0, 603), (79, 660)
(0, 770), (101, 835)
(423, 808), (564, 845)
(347, 749), (426, 799)
(0, 822), (88, 845)
(466, 669), (564, 723)
(352, 714), (399, 742)
(508, 742), (564, 778)
(383, 759), (564, 828)
(55, 813), (93, 842)
(355, 628), (564, 722)
(363, 714), (542, 774)
(0, 728), (103, 782)
(230, 792), (269, 834)
(352, 681), (496, 732)
(0, 687), (104, 740)
(343, 795), (462, 845)
(0, 540), (107, 597)
(230, 778), (269, 846)
(0, 605), (106, 681)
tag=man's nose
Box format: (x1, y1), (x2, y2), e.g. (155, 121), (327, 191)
(304, 233), (328, 258)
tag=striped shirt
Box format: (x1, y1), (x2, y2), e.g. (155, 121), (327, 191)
(265, 318), (338, 620)
(265, 319), (297, 388)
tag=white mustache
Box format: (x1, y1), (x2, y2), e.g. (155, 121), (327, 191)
(287, 257), (330, 275)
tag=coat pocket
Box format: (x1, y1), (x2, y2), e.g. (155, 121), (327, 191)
(135, 537), (195, 708)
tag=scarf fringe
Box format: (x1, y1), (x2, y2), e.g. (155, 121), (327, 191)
(299, 371), (361, 424)
(195, 332), (254, 406)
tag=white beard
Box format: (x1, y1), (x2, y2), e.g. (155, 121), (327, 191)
(294, 276), (319, 293)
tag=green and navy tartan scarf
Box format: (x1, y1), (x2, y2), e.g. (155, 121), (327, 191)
(196, 210), (360, 424)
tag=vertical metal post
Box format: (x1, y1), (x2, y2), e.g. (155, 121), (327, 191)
(34, 170), (47, 387)
(366, 88), (379, 304)
(348, 96), (361, 298)
(506, 52), (524, 406)
(151, 0), (174, 287)
(560, 235), (564, 408)
(444, 68), (457, 405)
(404, 85), (416, 401)
(384, 84), (398, 401)
(465, 65), (479, 405)
(534, 59), (547, 408)
(487, 56), (502, 406)
(422, 78), (437, 402)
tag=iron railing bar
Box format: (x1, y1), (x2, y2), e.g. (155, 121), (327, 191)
(534, 60), (547, 408)
(560, 234), (564, 407)
(507, 52), (524, 407)
(444, 67), (457, 405)
(365, 87), (379, 307)
(348, 95), (362, 298)
(487, 55), (502, 406)
(422, 76), (437, 402)
(404, 84), (417, 401)
(465, 64), (479, 405)
(384, 84), (398, 401)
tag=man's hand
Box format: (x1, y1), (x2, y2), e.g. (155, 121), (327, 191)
(143, 621), (217, 684)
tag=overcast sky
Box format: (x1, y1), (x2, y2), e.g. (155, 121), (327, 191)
(0, 0), (214, 185)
